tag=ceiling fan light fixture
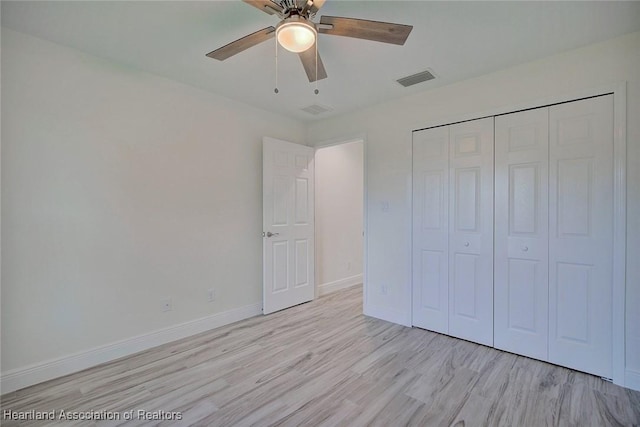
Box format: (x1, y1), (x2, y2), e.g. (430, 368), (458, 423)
(276, 17), (316, 53)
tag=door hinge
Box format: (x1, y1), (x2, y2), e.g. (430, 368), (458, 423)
(600, 377), (613, 383)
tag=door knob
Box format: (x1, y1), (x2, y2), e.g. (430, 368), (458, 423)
(522, 246), (529, 252)
(464, 242), (470, 247)
(266, 232), (280, 238)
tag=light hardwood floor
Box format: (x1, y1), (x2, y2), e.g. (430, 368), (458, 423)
(2, 285), (639, 426)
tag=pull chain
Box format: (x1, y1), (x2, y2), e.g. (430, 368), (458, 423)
(314, 37), (319, 95)
(274, 36), (279, 94)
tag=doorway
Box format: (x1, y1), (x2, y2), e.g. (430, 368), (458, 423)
(314, 139), (365, 297)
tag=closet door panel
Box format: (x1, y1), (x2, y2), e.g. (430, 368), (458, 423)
(494, 108), (549, 361)
(448, 117), (494, 346)
(412, 126), (450, 333)
(549, 95), (614, 378)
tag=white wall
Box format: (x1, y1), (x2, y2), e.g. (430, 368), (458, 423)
(315, 141), (363, 295)
(3, 25), (640, 392)
(307, 31), (640, 388)
(1, 29), (305, 375)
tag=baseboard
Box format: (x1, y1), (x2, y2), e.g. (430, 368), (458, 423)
(318, 274), (363, 296)
(363, 303), (411, 327)
(625, 369), (640, 391)
(0, 302), (262, 394)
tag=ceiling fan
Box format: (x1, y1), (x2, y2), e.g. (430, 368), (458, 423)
(206, 0), (413, 83)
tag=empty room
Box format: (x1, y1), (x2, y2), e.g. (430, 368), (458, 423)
(1, 1), (640, 425)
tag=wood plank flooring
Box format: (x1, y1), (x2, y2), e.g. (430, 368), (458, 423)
(2, 285), (639, 426)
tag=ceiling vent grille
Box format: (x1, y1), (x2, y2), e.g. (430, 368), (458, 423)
(396, 69), (436, 87)
(300, 104), (333, 115)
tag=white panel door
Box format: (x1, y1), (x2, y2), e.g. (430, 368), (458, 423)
(495, 107), (549, 360)
(448, 118), (494, 346)
(263, 137), (315, 314)
(549, 95), (614, 377)
(412, 126), (450, 333)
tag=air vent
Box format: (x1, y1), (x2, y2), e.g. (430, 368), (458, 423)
(300, 104), (333, 115)
(396, 69), (436, 87)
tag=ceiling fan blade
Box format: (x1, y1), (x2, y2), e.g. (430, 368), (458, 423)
(206, 27), (276, 61)
(298, 44), (327, 82)
(242, 0), (284, 16)
(319, 16), (413, 45)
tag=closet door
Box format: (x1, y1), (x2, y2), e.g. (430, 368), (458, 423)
(549, 95), (614, 378)
(494, 108), (549, 361)
(448, 118), (494, 346)
(412, 126), (450, 333)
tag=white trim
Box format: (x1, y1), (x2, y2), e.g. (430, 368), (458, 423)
(364, 303), (411, 327)
(408, 128), (415, 329)
(311, 133), (367, 149)
(363, 136), (369, 315)
(611, 82), (627, 388)
(0, 302), (262, 394)
(318, 274), (363, 296)
(407, 83), (624, 133)
(625, 369), (640, 392)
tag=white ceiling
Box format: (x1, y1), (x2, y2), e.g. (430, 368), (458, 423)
(2, 1), (640, 122)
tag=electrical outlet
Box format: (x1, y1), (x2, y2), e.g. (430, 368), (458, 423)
(207, 288), (216, 302)
(161, 298), (172, 312)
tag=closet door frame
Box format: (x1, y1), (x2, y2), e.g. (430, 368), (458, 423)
(410, 82), (626, 388)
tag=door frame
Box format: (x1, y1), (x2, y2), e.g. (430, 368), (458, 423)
(410, 82), (627, 388)
(312, 134), (368, 306)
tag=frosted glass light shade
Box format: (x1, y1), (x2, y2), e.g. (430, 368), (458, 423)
(276, 21), (316, 53)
